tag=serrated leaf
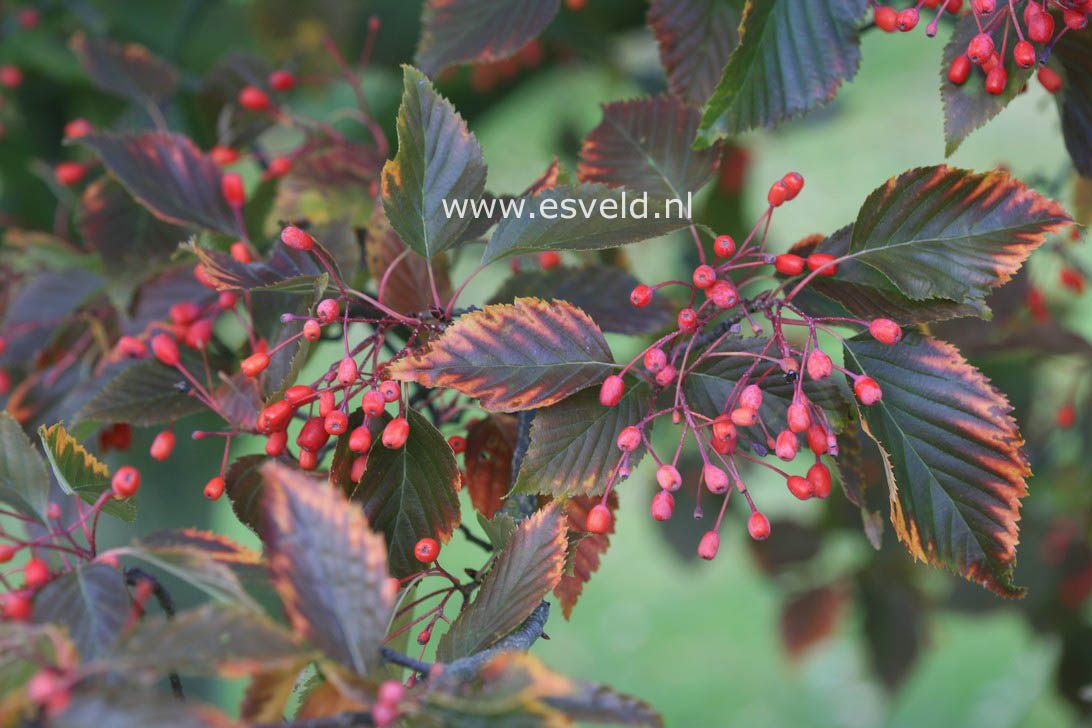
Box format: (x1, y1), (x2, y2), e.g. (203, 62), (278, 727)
(436, 504), (567, 661)
(74, 352), (210, 427)
(381, 65), (487, 260)
(261, 461), (395, 675)
(0, 269), (104, 366)
(333, 408), (461, 578)
(1053, 27), (1092, 177)
(579, 96), (718, 200)
(466, 414), (518, 519)
(69, 31), (178, 104)
(554, 494), (616, 619)
(225, 454), (272, 534)
(843, 166), (1070, 306)
(514, 379), (651, 498)
(941, 13), (1036, 156)
(32, 563), (129, 660)
(478, 512), (519, 551)
(105, 604), (311, 677)
(119, 540), (261, 609)
(38, 423), (135, 522)
(0, 411), (51, 523)
(240, 663), (308, 723)
(390, 298), (615, 412)
(77, 132), (239, 235)
(695, 0), (867, 146)
(191, 240), (329, 294)
(365, 202), (452, 316)
(842, 331), (1029, 597)
(481, 184), (688, 265)
(648, 0), (741, 106)
(489, 265), (673, 335)
(415, 0), (560, 76)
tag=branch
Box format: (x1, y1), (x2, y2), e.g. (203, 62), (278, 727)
(444, 601), (551, 679)
(458, 524), (493, 552)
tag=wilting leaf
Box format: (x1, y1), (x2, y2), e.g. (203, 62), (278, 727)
(336, 408), (461, 578)
(365, 203), (452, 316)
(0, 411), (51, 524)
(390, 298), (615, 412)
(436, 504), (567, 661)
(779, 585), (847, 658)
(465, 414), (518, 519)
(32, 563), (129, 660)
(415, 0), (560, 76)
(54, 685), (233, 728)
(74, 351), (211, 427)
(843, 332), (1029, 597)
(240, 663), (308, 722)
(843, 166), (1070, 307)
(261, 461), (395, 675)
(69, 32), (179, 104)
(1053, 28), (1092, 177)
(648, 0), (741, 106)
(579, 96), (718, 200)
(514, 379), (651, 498)
(77, 132), (239, 235)
(106, 604), (311, 677)
(191, 241), (329, 295)
(941, 13), (1036, 156)
(490, 265), (674, 335)
(481, 183), (688, 265)
(555, 494), (617, 619)
(695, 0), (867, 146)
(39, 423), (135, 522)
(382, 65), (487, 260)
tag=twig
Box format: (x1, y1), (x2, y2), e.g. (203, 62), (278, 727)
(458, 524), (493, 552)
(443, 602), (551, 679)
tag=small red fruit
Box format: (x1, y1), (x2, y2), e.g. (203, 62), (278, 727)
(111, 466), (141, 499)
(1028, 11), (1054, 43)
(18, 8), (40, 28)
(221, 172), (245, 206)
(54, 162), (86, 186)
(350, 455), (368, 481)
(448, 435), (466, 453)
(806, 253), (838, 276)
(600, 375), (625, 407)
(337, 356), (358, 386)
(325, 410), (349, 436)
(869, 318), (903, 345)
(731, 406), (758, 427)
(630, 284), (653, 307)
(650, 490), (674, 521)
(117, 335), (146, 358)
(656, 464), (682, 491)
(151, 334), (180, 366)
(767, 181), (788, 206)
(967, 33), (995, 64)
(3, 593), (32, 621)
(854, 376), (883, 405)
(787, 402), (811, 433)
(714, 234), (736, 258)
(586, 503), (613, 534)
(241, 352), (270, 377)
(265, 156), (292, 179)
(774, 253), (805, 276)
(704, 463), (729, 494)
(1060, 267), (1086, 293)
(775, 430), (798, 461)
(303, 319), (322, 341)
(538, 250), (561, 269)
(210, 146), (239, 165)
(1013, 40), (1036, 69)
(949, 54), (972, 84)
(712, 415), (736, 442)
(284, 385), (314, 405)
(0, 65), (23, 88)
(782, 172), (804, 200)
(643, 348), (667, 373)
(698, 531), (720, 560)
(617, 426), (642, 452)
(692, 264), (716, 289)
(24, 558), (51, 589)
(382, 417), (410, 448)
(281, 225), (315, 251)
(266, 429), (288, 457)
(807, 425), (829, 455)
(259, 400), (294, 433)
(316, 298), (340, 324)
(64, 118), (94, 139)
(230, 241), (253, 263)
(985, 66), (1008, 95)
(238, 85), (271, 112)
(415, 537), (440, 563)
(297, 416), (331, 451)
(204, 476), (225, 500)
(377, 681), (404, 707)
(740, 383), (763, 410)
(362, 389), (387, 417)
(1038, 66), (1063, 93)
(710, 280), (738, 309)
(807, 462), (832, 499)
(298, 449), (318, 470)
(1064, 9), (1088, 30)
(0, 544), (16, 563)
(874, 5), (898, 31)
(896, 7), (919, 31)
(655, 365), (677, 387)
(807, 350), (833, 380)
(747, 511), (771, 541)
(787, 475), (814, 500)
(349, 426), (373, 453)
(677, 307), (698, 333)
(1057, 404), (1076, 429)
(150, 431), (176, 461)
(269, 70), (296, 91)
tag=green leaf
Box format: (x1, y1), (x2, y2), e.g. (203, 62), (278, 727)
(73, 351), (210, 427)
(390, 298), (615, 412)
(104, 603), (311, 677)
(0, 411), (51, 523)
(381, 65), (487, 260)
(32, 563), (129, 660)
(436, 504), (567, 661)
(578, 96), (718, 200)
(843, 166), (1071, 307)
(513, 379), (651, 498)
(77, 132), (239, 235)
(940, 12), (1036, 156)
(415, 0), (560, 76)
(334, 408), (462, 579)
(648, 0), (741, 106)
(695, 0), (867, 146)
(261, 461), (395, 675)
(38, 423), (135, 522)
(1052, 27), (1092, 177)
(842, 331), (1029, 597)
(68, 31), (179, 104)
(480, 183), (688, 265)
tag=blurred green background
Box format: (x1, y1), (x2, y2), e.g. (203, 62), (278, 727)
(3, 0), (1090, 725)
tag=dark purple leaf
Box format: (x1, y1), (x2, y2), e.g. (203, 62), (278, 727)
(648, 0), (741, 106)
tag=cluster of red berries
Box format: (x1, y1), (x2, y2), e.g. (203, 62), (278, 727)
(589, 173), (900, 559)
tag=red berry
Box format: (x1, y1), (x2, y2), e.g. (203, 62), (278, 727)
(383, 417), (410, 449)
(740, 383), (763, 410)
(781, 172), (804, 200)
(596, 376), (626, 409)
(210, 146), (240, 165)
(692, 264), (716, 289)
(896, 7), (919, 31)
(712, 415), (736, 442)
(1057, 403), (1076, 429)
(151, 334), (180, 366)
(281, 225), (315, 251)
(709, 280), (738, 309)
(949, 54), (972, 84)
(362, 389), (387, 417)
(787, 402), (811, 433)
(239, 85), (271, 112)
(265, 156), (293, 179)
(415, 537), (440, 563)
(982, 51), (1002, 74)
(284, 385), (314, 406)
(184, 319), (213, 350)
(806, 253), (838, 276)
(325, 410), (349, 436)
(0, 65), (23, 88)
(630, 284), (653, 307)
(774, 253), (805, 276)
(731, 406), (758, 427)
(349, 426), (373, 453)
(656, 464), (682, 491)
(303, 319), (322, 341)
(1028, 11), (1054, 43)
(967, 33), (995, 64)
(221, 173), (245, 206)
(447, 435), (466, 454)
(1038, 66), (1063, 93)
(150, 431), (176, 461)
(316, 298), (340, 323)
(654, 365), (677, 388)
(3, 593), (32, 621)
(985, 66), (1008, 95)
(259, 400), (295, 433)
(698, 531), (720, 560)
(650, 490), (674, 521)
(586, 503), (613, 534)
(373, 702), (398, 728)
(298, 449), (319, 471)
(18, 8), (40, 28)
(704, 463), (729, 494)
(875, 5), (898, 31)
(643, 348), (667, 373)
(786, 475), (814, 500)
(538, 250), (561, 269)
(747, 511), (771, 541)
(1064, 8), (1088, 30)
(45, 502), (62, 520)
(64, 118), (94, 139)
(1060, 267), (1086, 293)
(241, 352), (270, 377)
(1013, 40), (1036, 69)
(24, 558), (50, 589)
(337, 356), (358, 386)
(110, 466), (141, 499)
(973, 0), (996, 11)
(868, 318), (903, 345)
(767, 181), (788, 206)
(379, 380), (401, 402)
(350, 455), (368, 481)
(714, 234), (736, 258)
(677, 307), (698, 333)
(0, 544), (15, 563)
(297, 417), (331, 452)
(269, 70), (296, 91)
(54, 162), (86, 186)
(266, 429), (288, 457)
(316, 390), (333, 417)
(807, 350), (833, 380)
(807, 425), (829, 455)
(204, 476), (225, 500)
(854, 376), (883, 405)
(775, 430), (798, 461)
(617, 426), (642, 452)
(807, 462), (832, 499)
(116, 335), (146, 358)
(230, 241), (253, 263)
(377, 681), (404, 706)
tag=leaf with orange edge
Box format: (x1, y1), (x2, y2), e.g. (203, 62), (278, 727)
(648, 0), (740, 106)
(261, 461), (396, 675)
(190, 241), (329, 295)
(69, 32), (179, 104)
(39, 422), (134, 522)
(465, 414), (519, 519)
(364, 203), (452, 316)
(436, 504), (567, 661)
(554, 493), (617, 619)
(137, 528), (263, 566)
(843, 331), (1029, 597)
(389, 298), (615, 412)
(240, 663), (308, 723)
